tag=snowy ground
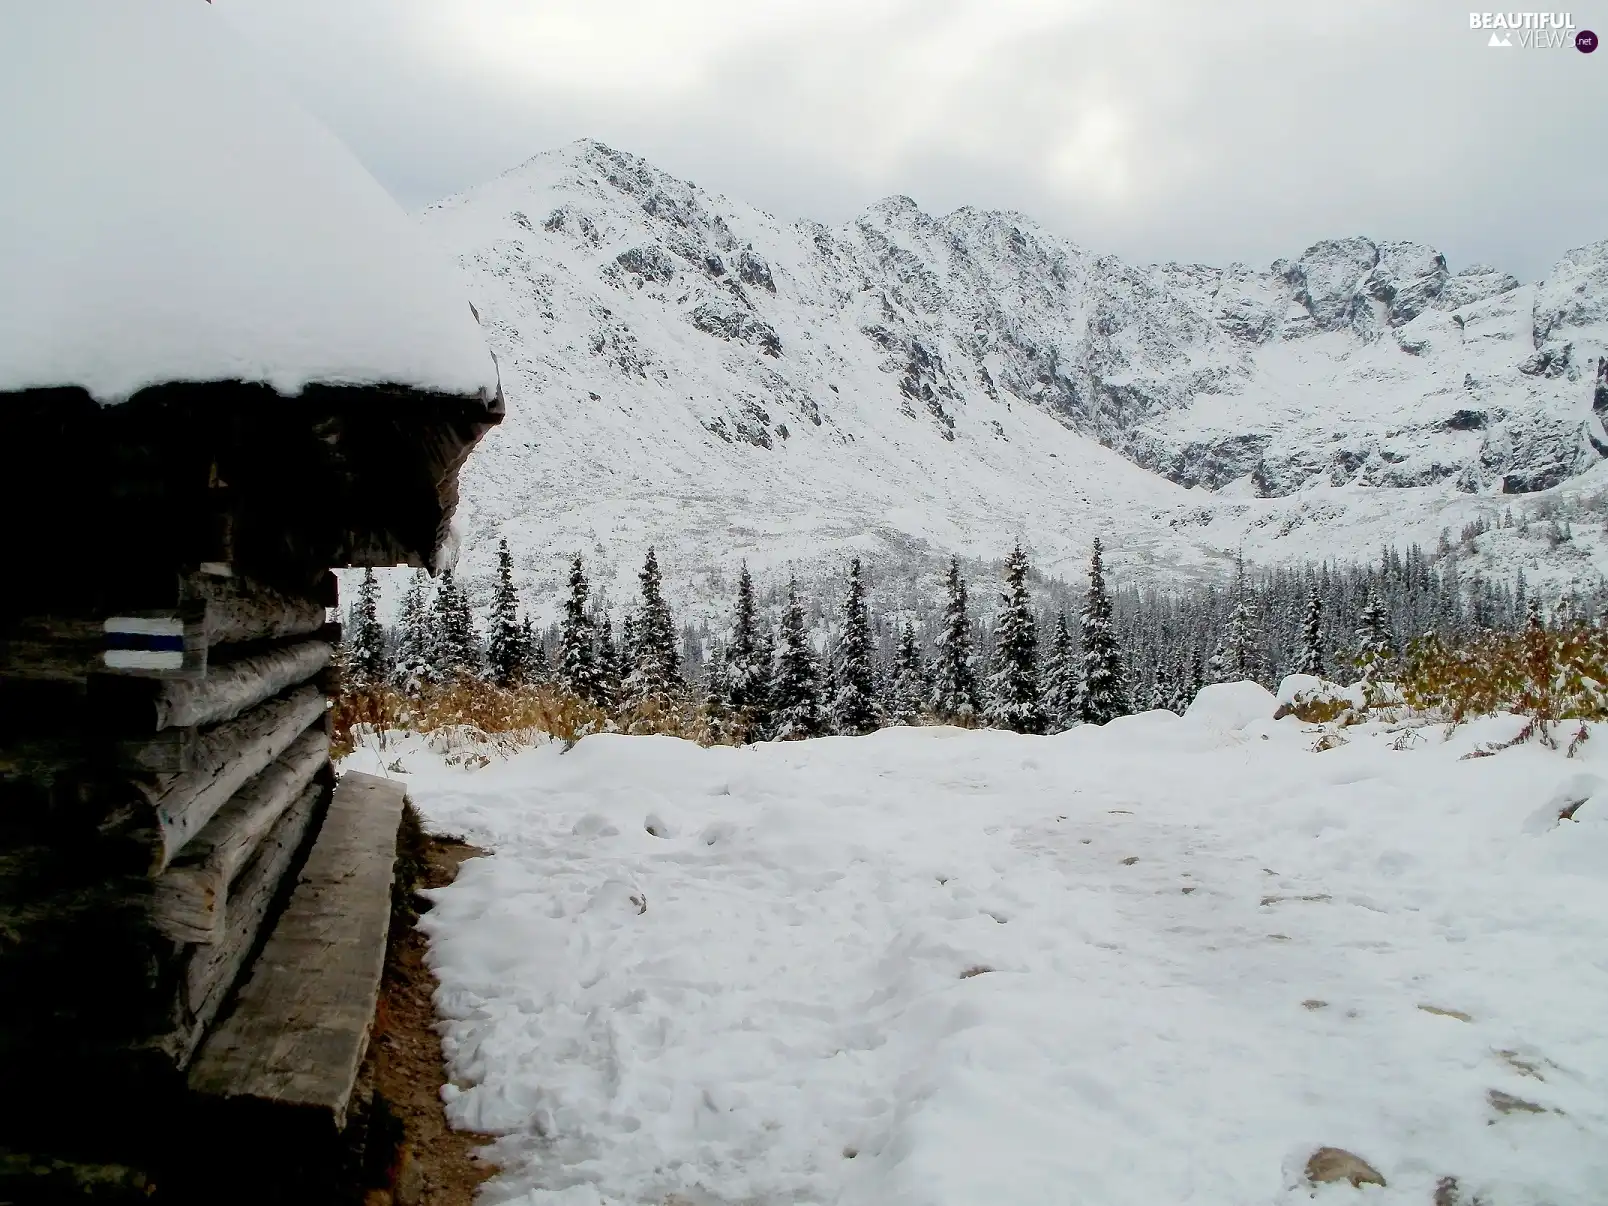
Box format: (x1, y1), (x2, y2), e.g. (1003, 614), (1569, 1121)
(344, 687), (1608, 1205)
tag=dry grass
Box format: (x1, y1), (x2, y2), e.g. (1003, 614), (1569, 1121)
(331, 679), (740, 761)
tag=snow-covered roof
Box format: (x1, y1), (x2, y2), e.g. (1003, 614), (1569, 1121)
(0, 2), (499, 405)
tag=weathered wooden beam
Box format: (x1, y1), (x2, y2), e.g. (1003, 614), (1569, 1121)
(151, 729), (329, 945)
(172, 778), (327, 1068)
(188, 772), (406, 1127)
(91, 639), (332, 734)
(185, 573), (330, 648)
(133, 684), (326, 876)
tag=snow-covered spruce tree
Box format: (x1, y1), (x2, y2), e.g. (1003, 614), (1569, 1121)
(431, 568), (482, 682)
(1078, 538), (1130, 725)
(1221, 557), (1263, 683)
(486, 538), (526, 687)
(887, 620), (926, 726)
(831, 558), (881, 735)
(558, 555), (602, 703)
(1354, 587), (1394, 687)
(986, 543), (1046, 733)
(770, 580), (822, 740)
(1167, 656), (1195, 714)
(391, 570), (433, 693)
(346, 567), (389, 689)
(1041, 612), (1080, 730)
(1294, 588), (1325, 678)
(627, 547), (681, 702)
(595, 615), (620, 709)
(929, 557), (981, 724)
(723, 563), (772, 740)
(520, 615), (550, 684)
(1147, 663), (1172, 713)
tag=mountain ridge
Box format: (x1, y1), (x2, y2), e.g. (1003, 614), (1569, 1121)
(415, 138), (1608, 616)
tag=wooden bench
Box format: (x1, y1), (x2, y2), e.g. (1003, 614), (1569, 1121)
(187, 770), (407, 1132)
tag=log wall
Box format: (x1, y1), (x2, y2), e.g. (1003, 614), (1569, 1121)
(0, 571), (339, 1168)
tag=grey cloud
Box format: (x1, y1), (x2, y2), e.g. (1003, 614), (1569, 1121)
(217, 0), (1606, 281)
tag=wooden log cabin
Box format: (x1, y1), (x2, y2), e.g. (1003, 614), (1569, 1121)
(0, 5), (502, 1199)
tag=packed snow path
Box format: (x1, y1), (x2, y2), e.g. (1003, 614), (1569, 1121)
(349, 687), (1608, 1205)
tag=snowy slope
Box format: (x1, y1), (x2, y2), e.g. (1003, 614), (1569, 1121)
(0, 2), (495, 404)
(417, 141), (1608, 609)
(346, 695), (1608, 1205)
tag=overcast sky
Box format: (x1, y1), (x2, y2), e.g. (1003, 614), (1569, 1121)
(215, 0), (1605, 281)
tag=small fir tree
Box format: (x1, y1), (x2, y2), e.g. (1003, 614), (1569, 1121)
(595, 615), (620, 709)
(627, 548), (681, 701)
(431, 568), (481, 682)
(888, 620), (926, 726)
(929, 557), (981, 723)
(1041, 612), (1080, 730)
(346, 567), (389, 689)
(771, 580), (822, 740)
(1295, 588), (1326, 678)
(392, 570), (433, 693)
(1078, 538), (1130, 724)
(558, 555), (602, 703)
(985, 543), (1046, 733)
(486, 538), (526, 687)
(830, 558), (881, 735)
(1221, 556), (1263, 683)
(1355, 587), (1394, 686)
(521, 615), (550, 684)
(723, 564), (772, 740)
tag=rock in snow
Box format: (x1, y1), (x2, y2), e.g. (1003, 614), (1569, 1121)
(0, 2), (496, 404)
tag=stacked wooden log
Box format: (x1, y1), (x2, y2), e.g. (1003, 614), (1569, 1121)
(0, 571), (337, 1158)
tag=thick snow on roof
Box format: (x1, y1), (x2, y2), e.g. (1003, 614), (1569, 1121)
(0, 2), (498, 404)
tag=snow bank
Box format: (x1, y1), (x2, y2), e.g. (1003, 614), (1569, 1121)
(364, 713), (1608, 1205)
(1183, 679), (1280, 731)
(0, 2), (497, 403)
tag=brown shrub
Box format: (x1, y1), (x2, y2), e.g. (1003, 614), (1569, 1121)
(1401, 622), (1608, 749)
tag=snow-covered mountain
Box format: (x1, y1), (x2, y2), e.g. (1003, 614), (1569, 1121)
(418, 140), (1608, 613)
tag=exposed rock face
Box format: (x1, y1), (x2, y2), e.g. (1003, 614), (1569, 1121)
(425, 141), (1608, 506)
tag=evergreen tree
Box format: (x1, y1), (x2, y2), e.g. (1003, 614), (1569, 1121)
(751, 626), (778, 738)
(486, 538), (526, 686)
(521, 615), (549, 684)
(558, 555), (602, 703)
(1041, 612), (1080, 730)
(929, 557), (981, 723)
(887, 620), (926, 726)
(985, 543), (1045, 733)
(771, 580), (821, 740)
(392, 570), (433, 693)
(1354, 588), (1393, 685)
(1167, 655), (1195, 714)
(1221, 556), (1263, 683)
(1147, 663), (1172, 713)
(1294, 588), (1325, 677)
(830, 558), (881, 735)
(346, 567), (389, 689)
(595, 616), (620, 709)
(627, 548), (681, 701)
(723, 564), (771, 740)
(1078, 538), (1130, 724)
(431, 568), (481, 682)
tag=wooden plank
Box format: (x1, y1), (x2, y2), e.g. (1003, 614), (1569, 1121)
(138, 684), (327, 876)
(188, 772), (406, 1128)
(171, 778), (327, 1068)
(151, 728), (329, 944)
(96, 639), (333, 733)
